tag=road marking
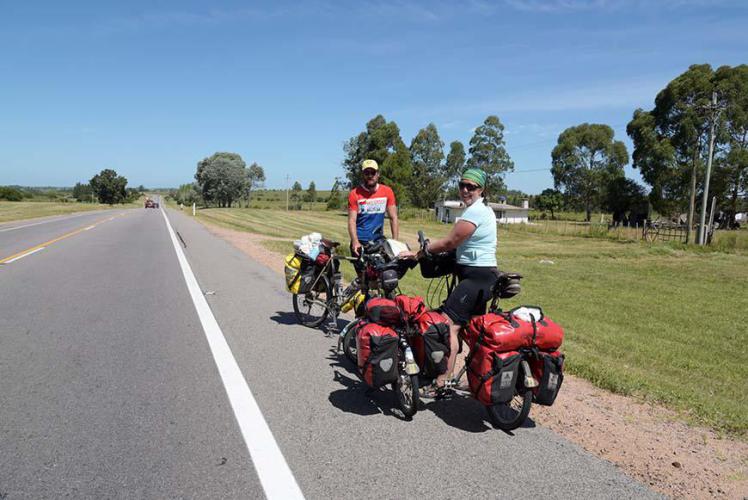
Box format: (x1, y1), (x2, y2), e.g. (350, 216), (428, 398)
(0, 211), (104, 233)
(2, 246), (45, 263)
(159, 208), (304, 500)
(0, 213), (125, 265)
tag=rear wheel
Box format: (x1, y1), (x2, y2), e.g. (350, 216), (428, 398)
(393, 373), (420, 418)
(292, 275), (331, 328)
(342, 325), (358, 364)
(486, 389), (532, 431)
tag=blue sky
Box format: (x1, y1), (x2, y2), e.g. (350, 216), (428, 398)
(1, 0), (746, 194)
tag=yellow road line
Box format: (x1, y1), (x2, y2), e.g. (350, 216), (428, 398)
(0, 212), (127, 265)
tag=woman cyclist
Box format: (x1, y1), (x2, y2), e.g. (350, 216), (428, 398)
(401, 168), (498, 394)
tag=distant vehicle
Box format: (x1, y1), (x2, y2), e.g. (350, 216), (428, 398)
(144, 198), (159, 209)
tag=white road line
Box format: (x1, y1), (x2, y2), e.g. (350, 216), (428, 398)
(2, 247), (45, 263)
(84, 225), (96, 230)
(0, 211), (100, 233)
(159, 208), (304, 500)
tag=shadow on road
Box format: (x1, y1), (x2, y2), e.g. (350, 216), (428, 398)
(327, 369), (412, 421)
(326, 345), (538, 433)
(269, 311), (300, 325)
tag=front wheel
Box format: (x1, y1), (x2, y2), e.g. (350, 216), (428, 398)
(292, 274), (331, 328)
(486, 389), (532, 431)
(393, 373), (420, 418)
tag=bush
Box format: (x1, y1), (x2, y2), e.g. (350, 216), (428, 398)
(0, 186), (25, 201)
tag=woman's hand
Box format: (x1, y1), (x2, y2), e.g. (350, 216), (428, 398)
(398, 250), (419, 260)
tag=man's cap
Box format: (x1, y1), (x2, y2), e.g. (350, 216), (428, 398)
(461, 168), (487, 188)
(361, 159), (379, 171)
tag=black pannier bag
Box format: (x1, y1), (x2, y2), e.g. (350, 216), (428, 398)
(532, 351), (564, 406)
(419, 249), (456, 278)
(296, 254), (318, 294)
(356, 322), (400, 387)
(413, 311), (451, 377)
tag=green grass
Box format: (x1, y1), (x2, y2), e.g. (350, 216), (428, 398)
(197, 207), (748, 437)
(0, 200), (139, 224)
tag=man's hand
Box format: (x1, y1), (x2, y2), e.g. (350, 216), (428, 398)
(351, 240), (362, 257)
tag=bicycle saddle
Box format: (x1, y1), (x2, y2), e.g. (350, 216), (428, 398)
(492, 272), (522, 299)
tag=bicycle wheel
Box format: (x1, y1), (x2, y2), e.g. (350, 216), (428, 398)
(486, 389), (532, 431)
(393, 373), (420, 418)
(342, 324), (358, 364)
(292, 274), (331, 328)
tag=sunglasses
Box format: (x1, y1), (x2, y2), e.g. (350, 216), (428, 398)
(363, 169), (378, 176)
(458, 182), (480, 192)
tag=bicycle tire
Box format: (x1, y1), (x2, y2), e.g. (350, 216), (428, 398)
(486, 389), (532, 431)
(393, 373), (419, 418)
(292, 274), (331, 328)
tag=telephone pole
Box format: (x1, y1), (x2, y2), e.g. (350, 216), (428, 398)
(698, 92), (720, 245)
(285, 174), (290, 211)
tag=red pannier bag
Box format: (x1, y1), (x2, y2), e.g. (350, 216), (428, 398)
(365, 297), (402, 327)
(509, 314), (564, 351)
(356, 322), (399, 387)
(467, 347), (522, 406)
(394, 295), (426, 324)
(529, 350), (565, 406)
(464, 313), (530, 352)
(410, 310), (451, 377)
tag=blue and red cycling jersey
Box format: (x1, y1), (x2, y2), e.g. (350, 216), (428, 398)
(348, 184), (396, 243)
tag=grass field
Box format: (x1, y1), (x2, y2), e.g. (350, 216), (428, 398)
(195, 207), (748, 437)
(0, 201), (141, 224)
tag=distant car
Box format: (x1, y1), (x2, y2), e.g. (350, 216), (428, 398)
(145, 199), (156, 208)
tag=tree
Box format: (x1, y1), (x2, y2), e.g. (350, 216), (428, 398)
(290, 181), (302, 210)
(305, 181), (317, 203)
(90, 169), (128, 204)
(327, 177), (343, 210)
(603, 177), (649, 225)
(445, 140), (466, 191)
(72, 182), (93, 202)
(535, 188), (564, 219)
(408, 123), (446, 208)
(342, 114), (413, 205)
(714, 65), (748, 224)
(194, 152), (247, 207)
(244, 163), (266, 206)
(173, 183), (201, 206)
(626, 109), (682, 215)
(467, 115), (514, 194)
(551, 123), (628, 222)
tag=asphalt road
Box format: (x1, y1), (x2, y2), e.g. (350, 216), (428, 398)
(0, 207), (660, 499)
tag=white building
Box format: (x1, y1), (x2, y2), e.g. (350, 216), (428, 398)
(434, 200), (529, 224)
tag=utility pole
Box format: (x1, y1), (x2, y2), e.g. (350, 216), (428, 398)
(285, 174), (290, 211)
(698, 92), (719, 245)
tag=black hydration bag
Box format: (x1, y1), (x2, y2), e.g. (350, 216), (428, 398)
(419, 250), (456, 278)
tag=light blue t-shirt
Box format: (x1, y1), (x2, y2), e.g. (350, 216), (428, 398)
(456, 201), (497, 267)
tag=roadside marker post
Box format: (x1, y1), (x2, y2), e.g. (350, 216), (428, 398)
(192, 203), (196, 216)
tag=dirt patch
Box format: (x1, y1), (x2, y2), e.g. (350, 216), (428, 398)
(202, 220), (748, 500)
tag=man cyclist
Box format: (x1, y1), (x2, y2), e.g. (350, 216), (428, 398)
(347, 159), (399, 259)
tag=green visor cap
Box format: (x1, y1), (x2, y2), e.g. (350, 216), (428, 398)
(461, 168), (487, 188)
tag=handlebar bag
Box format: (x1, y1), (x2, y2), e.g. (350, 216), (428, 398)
(395, 295), (427, 323)
(411, 311), (451, 377)
(365, 297), (402, 327)
(529, 350), (565, 406)
(418, 250), (456, 278)
(467, 348), (521, 405)
(356, 322), (399, 387)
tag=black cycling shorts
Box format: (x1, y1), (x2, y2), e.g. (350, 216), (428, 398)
(440, 265), (498, 326)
